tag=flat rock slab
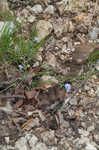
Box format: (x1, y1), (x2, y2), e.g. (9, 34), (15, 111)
(72, 43), (99, 64)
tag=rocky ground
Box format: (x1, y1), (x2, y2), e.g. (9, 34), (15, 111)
(0, 0), (99, 150)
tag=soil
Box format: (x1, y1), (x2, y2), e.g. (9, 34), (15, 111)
(0, 0), (99, 150)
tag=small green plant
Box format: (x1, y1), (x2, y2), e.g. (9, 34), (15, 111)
(88, 48), (99, 64)
(0, 21), (47, 68)
(0, 22), (14, 61)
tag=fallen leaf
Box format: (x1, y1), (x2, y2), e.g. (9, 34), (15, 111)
(25, 90), (39, 100)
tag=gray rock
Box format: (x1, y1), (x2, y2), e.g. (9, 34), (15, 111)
(73, 136), (89, 148)
(72, 43), (99, 64)
(44, 52), (57, 68)
(95, 60), (99, 71)
(87, 125), (95, 132)
(78, 129), (89, 137)
(69, 96), (77, 105)
(4, 136), (9, 144)
(30, 4), (43, 13)
(87, 88), (95, 97)
(48, 147), (57, 150)
(16, 16), (22, 23)
(84, 85), (90, 91)
(27, 15), (36, 23)
(15, 137), (28, 150)
(39, 75), (58, 88)
(32, 142), (48, 150)
(41, 131), (57, 145)
(44, 5), (55, 14)
(85, 143), (97, 150)
(21, 8), (29, 18)
(89, 27), (99, 40)
(94, 134), (99, 141)
(56, 1), (67, 15)
(53, 19), (69, 37)
(36, 20), (53, 41)
(0, 145), (14, 150)
(29, 135), (38, 147)
(56, 0), (73, 15)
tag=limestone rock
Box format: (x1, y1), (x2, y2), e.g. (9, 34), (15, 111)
(89, 27), (99, 40)
(32, 142), (48, 150)
(38, 75), (58, 89)
(30, 4), (43, 14)
(44, 52), (57, 68)
(53, 18), (69, 37)
(72, 43), (99, 64)
(15, 137), (28, 150)
(41, 131), (57, 145)
(44, 5), (55, 15)
(36, 20), (53, 41)
(27, 15), (36, 23)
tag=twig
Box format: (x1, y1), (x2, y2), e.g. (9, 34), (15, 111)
(0, 78), (21, 94)
(0, 82), (16, 94)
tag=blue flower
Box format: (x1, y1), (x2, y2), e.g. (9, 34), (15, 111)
(64, 83), (71, 92)
(34, 37), (38, 41)
(18, 64), (24, 70)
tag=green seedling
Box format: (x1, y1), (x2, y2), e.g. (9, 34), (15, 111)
(0, 20), (47, 68)
(0, 22), (14, 61)
(88, 48), (99, 64)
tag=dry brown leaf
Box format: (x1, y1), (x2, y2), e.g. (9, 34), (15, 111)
(25, 90), (39, 100)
